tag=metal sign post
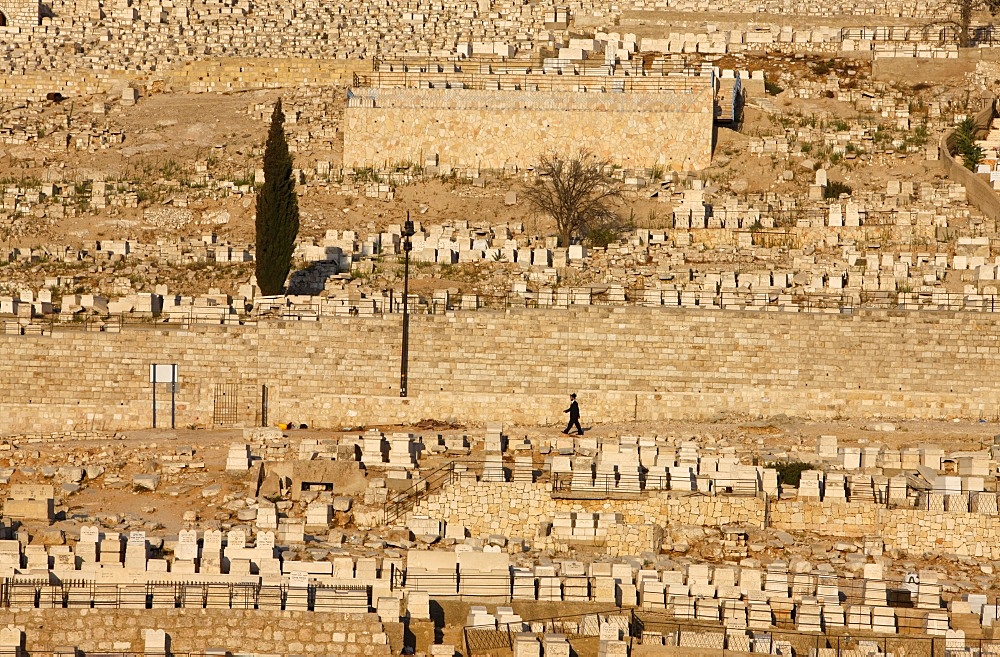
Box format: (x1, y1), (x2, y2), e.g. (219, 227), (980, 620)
(400, 213), (415, 397)
(150, 364), (178, 429)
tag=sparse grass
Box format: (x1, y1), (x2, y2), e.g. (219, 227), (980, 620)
(159, 158), (182, 180)
(232, 170), (256, 187)
(354, 167), (383, 184)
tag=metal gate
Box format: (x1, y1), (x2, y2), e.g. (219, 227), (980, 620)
(213, 384), (239, 426)
(213, 384), (266, 426)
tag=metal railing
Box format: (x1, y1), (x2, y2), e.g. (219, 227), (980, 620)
(383, 459), (488, 526)
(802, 486), (1000, 515)
(463, 607), (1000, 657)
(354, 70), (708, 94)
(3, 308), (251, 336)
(903, 489), (999, 513)
(1, 579), (372, 612)
(632, 612), (997, 657)
(550, 471), (761, 497)
(0, 653), (274, 657)
(383, 458), (763, 525)
(10, 288), (1000, 336)
(464, 609), (632, 656)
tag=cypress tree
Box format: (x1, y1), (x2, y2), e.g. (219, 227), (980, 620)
(255, 98), (299, 295)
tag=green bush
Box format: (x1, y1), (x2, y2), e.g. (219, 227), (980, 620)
(824, 180), (852, 199)
(767, 461), (814, 487)
(954, 117), (985, 171)
(764, 80), (784, 96)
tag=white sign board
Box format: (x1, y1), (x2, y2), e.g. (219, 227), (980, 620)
(149, 364), (178, 383)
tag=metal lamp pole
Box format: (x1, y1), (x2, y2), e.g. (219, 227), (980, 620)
(400, 213), (415, 397)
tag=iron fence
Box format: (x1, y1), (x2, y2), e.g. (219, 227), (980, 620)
(550, 471), (761, 497)
(0, 653), (290, 657)
(464, 609), (632, 656)
(385, 458), (764, 525)
(1, 579), (372, 612)
(383, 458), (488, 525)
(463, 607), (1000, 657)
(633, 612), (998, 657)
(9, 289), (1000, 336)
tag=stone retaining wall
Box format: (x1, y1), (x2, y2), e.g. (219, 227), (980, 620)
(407, 483), (1000, 558)
(0, 57), (365, 102)
(939, 99), (1000, 223)
(5, 307), (1000, 433)
(343, 87), (715, 170)
(771, 500), (1000, 558)
(405, 479), (766, 540)
(0, 0), (37, 29)
(769, 500), (881, 537)
(0, 609), (390, 655)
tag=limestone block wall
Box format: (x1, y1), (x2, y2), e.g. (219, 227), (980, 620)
(7, 307), (1000, 433)
(0, 0), (38, 28)
(166, 58), (368, 93)
(879, 508), (1000, 558)
(602, 523), (666, 557)
(408, 483), (1000, 558)
(343, 87), (715, 171)
(405, 480), (766, 539)
(0, 609), (390, 655)
(0, 70), (119, 103)
(0, 326), (261, 433)
(0, 58), (365, 102)
(770, 500), (1000, 558)
(768, 500), (880, 538)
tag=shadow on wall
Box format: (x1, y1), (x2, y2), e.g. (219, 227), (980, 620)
(286, 261), (343, 295)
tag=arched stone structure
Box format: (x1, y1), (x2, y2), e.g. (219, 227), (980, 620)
(0, 0), (40, 29)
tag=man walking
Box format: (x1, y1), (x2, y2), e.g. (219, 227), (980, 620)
(562, 393), (583, 435)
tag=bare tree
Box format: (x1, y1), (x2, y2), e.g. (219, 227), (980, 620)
(935, 0), (1000, 47)
(523, 152), (624, 248)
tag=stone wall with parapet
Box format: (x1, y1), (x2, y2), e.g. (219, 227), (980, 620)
(0, 70), (116, 103)
(343, 86), (715, 171)
(7, 307), (1000, 433)
(404, 479), (765, 540)
(770, 500), (1000, 558)
(408, 484), (1000, 558)
(0, 57), (365, 102)
(165, 57), (368, 93)
(0, 609), (390, 655)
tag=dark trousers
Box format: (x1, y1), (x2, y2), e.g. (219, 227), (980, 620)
(564, 417), (582, 434)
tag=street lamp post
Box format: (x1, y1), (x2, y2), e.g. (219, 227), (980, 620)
(400, 213), (415, 397)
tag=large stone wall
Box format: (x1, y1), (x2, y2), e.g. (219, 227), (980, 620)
(343, 87), (715, 170)
(6, 307), (1000, 433)
(770, 500), (1000, 558)
(0, 57), (364, 102)
(0, 609), (390, 655)
(409, 482), (1000, 559)
(405, 479), (766, 537)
